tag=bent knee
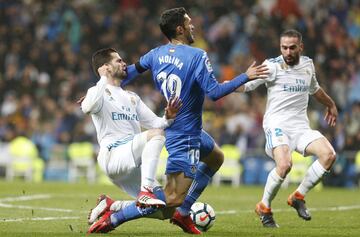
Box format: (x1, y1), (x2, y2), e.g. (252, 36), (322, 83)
(277, 161), (292, 176)
(321, 150), (337, 166)
(202, 147), (224, 171)
(327, 150), (337, 163)
(213, 149), (224, 168)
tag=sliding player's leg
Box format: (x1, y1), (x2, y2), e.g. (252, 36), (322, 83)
(88, 167), (167, 233)
(88, 131), (167, 232)
(137, 129), (167, 207)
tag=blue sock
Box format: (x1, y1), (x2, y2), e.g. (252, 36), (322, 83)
(178, 162), (216, 216)
(110, 187), (166, 227)
(153, 186), (166, 203)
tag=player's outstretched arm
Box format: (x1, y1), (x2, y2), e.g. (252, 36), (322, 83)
(121, 64), (142, 87)
(313, 88), (338, 127)
(206, 61), (269, 100)
(245, 61), (269, 80)
(234, 61), (271, 93)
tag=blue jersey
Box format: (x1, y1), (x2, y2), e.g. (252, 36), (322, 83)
(139, 43), (220, 136)
(123, 43), (248, 178)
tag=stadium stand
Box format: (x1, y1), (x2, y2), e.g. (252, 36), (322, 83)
(0, 0), (358, 186)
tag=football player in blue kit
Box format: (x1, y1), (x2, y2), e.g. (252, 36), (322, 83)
(88, 7), (268, 234)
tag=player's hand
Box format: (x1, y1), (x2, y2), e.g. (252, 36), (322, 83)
(245, 61), (269, 80)
(98, 64), (111, 78)
(165, 97), (182, 119)
(324, 105), (338, 127)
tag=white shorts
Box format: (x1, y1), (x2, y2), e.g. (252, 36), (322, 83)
(264, 126), (324, 158)
(97, 132), (159, 198)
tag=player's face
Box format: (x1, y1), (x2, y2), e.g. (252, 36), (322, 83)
(280, 36), (303, 66)
(108, 52), (127, 79)
(183, 14), (195, 44)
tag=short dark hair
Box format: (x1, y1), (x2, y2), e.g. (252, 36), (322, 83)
(280, 29), (302, 43)
(91, 48), (117, 77)
(159, 7), (187, 41)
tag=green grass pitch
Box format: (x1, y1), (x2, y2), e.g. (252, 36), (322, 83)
(0, 180), (359, 237)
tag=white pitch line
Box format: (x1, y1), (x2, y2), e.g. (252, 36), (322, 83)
(0, 194), (74, 212)
(216, 204), (360, 215)
(0, 194), (360, 218)
(0, 205), (359, 223)
(0, 203), (74, 212)
(216, 210), (238, 214)
(0, 216), (80, 222)
(0, 194), (51, 202)
(307, 205), (360, 212)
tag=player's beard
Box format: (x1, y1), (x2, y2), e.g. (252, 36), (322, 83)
(284, 54), (300, 66)
(186, 31), (194, 45)
(187, 35), (194, 44)
(112, 68), (127, 80)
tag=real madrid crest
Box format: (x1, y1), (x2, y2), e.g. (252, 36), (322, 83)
(105, 88), (114, 101)
(280, 63), (288, 70)
(105, 88), (111, 96)
(130, 96), (136, 106)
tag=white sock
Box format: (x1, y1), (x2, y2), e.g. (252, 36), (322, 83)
(110, 200), (133, 211)
(140, 135), (165, 191)
(261, 168), (284, 208)
(297, 159), (328, 196)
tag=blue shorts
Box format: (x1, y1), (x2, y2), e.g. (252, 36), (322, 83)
(165, 130), (215, 179)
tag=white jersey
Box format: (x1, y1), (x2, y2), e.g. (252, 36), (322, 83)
(244, 56), (320, 130)
(81, 76), (172, 148)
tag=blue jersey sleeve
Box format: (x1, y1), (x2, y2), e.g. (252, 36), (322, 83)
(194, 51), (248, 101)
(121, 49), (155, 87)
(121, 64), (140, 87)
(139, 49), (154, 70)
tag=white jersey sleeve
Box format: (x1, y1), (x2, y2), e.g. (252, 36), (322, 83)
(309, 61), (320, 95)
(244, 60), (277, 92)
(81, 76), (107, 114)
(134, 94), (173, 129)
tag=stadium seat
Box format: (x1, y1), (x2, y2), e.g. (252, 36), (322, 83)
(7, 136), (44, 182)
(68, 142), (96, 183)
(44, 144), (69, 181)
(355, 151), (360, 187)
(258, 159), (276, 184)
(212, 144), (241, 186)
(241, 155), (275, 185)
(0, 143), (13, 180)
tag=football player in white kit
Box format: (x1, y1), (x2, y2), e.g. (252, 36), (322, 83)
(81, 48), (181, 233)
(238, 29), (337, 227)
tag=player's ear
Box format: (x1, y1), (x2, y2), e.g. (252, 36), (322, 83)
(176, 25), (184, 35)
(299, 42), (304, 53)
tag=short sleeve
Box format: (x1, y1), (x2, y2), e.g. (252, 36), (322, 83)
(139, 49), (155, 70)
(309, 61), (320, 95)
(244, 59), (276, 92)
(263, 59), (277, 82)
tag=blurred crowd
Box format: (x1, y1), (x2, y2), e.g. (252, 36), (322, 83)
(0, 0), (359, 168)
